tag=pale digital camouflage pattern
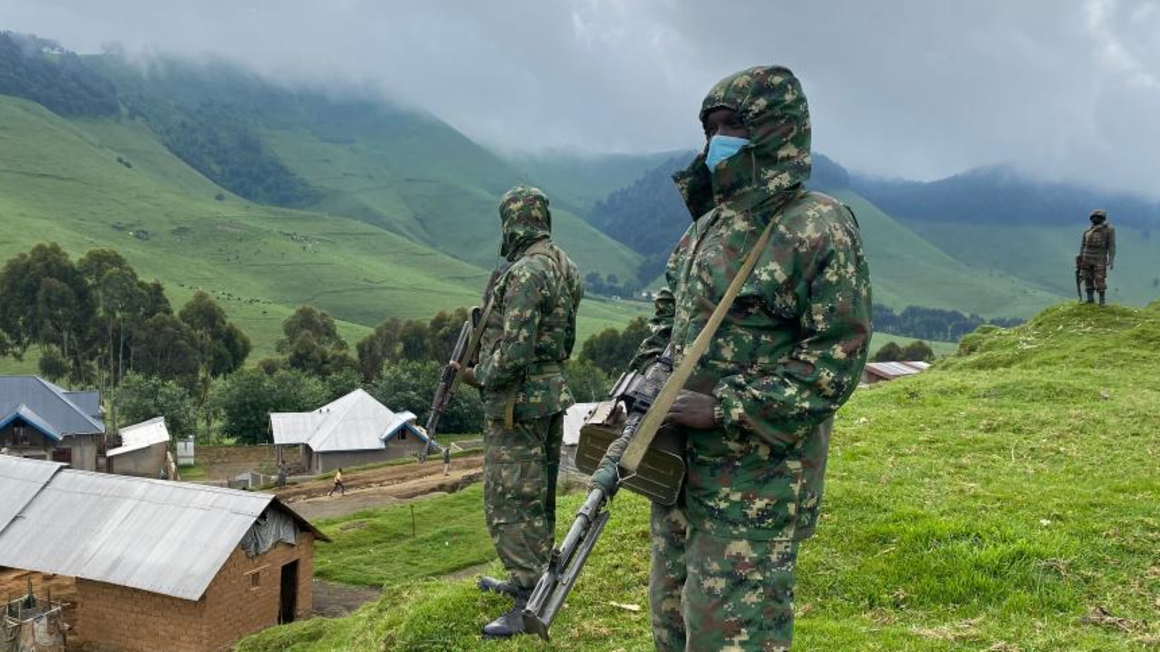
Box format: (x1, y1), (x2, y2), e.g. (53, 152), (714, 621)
(603, 66), (871, 650)
(475, 187), (581, 589)
(482, 414), (563, 588)
(475, 186), (584, 420)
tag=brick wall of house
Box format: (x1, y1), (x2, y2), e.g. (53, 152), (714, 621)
(202, 532), (315, 652)
(75, 580), (208, 652)
(73, 531), (315, 652)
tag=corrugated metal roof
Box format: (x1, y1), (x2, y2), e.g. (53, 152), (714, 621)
(107, 416), (171, 457)
(0, 377), (104, 435)
(270, 412), (324, 445)
(271, 389), (427, 452)
(0, 455), (65, 534)
(0, 404), (64, 441)
(864, 361), (931, 380)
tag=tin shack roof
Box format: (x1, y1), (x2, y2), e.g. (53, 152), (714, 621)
(0, 457), (327, 601)
(107, 416), (171, 457)
(0, 455), (66, 533)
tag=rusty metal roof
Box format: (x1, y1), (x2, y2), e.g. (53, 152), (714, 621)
(0, 457), (327, 601)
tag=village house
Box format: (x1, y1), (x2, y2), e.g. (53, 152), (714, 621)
(106, 415), (173, 478)
(0, 376), (104, 470)
(861, 360), (931, 385)
(270, 388), (429, 473)
(0, 455), (328, 652)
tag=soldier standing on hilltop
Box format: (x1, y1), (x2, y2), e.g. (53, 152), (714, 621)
(1077, 209), (1116, 307)
(590, 66), (872, 651)
(458, 186), (584, 638)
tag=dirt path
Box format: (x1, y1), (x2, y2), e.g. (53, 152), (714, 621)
(277, 454), (484, 521)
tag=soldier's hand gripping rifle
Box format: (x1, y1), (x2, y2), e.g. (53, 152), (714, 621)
(522, 348), (675, 640)
(424, 269), (505, 444)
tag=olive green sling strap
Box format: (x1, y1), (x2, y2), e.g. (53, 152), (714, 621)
(619, 216), (778, 472)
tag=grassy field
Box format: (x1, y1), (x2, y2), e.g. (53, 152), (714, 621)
(834, 189), (1066, 319)
(240, 301), (1160, 650)
(311, 484), (495, 588)
(0, 94), (647, 371)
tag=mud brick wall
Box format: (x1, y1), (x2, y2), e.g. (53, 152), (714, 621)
(74, 532), (315, 652)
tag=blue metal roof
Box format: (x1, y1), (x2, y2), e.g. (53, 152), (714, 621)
(0, 376), (104, 436)
(0, 404), (64, 442)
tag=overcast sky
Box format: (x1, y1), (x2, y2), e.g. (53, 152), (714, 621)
(2, 0), (1158, 196)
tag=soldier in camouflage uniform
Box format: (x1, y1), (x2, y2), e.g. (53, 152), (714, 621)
(592, 66), (872, 651)
(462, 186), (584, 638)
(1077, 209), (1116, 306)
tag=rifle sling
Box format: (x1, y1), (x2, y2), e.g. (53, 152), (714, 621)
(620, 215), (778, 472)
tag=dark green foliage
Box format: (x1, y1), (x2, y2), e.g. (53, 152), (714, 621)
(114, 372), (197, 437)
(901, 340), (935, 362)
(873, 304), (1022, 342)
(131, 313), (200, 384)
(872, 341), (904, 362)
(151, 102), (319, 207)
(276, 305), (356, 378)
(587, 156), (691, 284)
(579, 316), (651, 375)
(0, 32), (119, 117)
(563, 360), (612, 402)
(356, 308), (471, 382)
(367, 359), (483, 435)
(0, 242), (96, 382)
(212, 368), (328, 444)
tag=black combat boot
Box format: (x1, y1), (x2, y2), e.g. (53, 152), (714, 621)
(1099, 292), (1106, 307)
(477, 576), (520, 597)
(1085, 290), (1095, 304)
(481, 588), (531, 638)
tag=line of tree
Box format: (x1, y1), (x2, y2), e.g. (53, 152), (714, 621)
(0, 32), (119, 117)
(872, 304), (1023, 342)
(871, 340), (935, 363)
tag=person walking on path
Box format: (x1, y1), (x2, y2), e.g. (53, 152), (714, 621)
(327, 467), (345, 497)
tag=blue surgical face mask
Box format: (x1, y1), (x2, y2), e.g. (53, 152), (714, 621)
(705, 135), (750, 172)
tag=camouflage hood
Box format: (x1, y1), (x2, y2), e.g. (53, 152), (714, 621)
(498, 186), (552, 261)
(673, 65), (812, 219)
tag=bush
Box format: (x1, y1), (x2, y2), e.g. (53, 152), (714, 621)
(211, 368), (328, 444)
(114, 372), (198, 438)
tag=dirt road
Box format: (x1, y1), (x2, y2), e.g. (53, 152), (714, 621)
(273, 453), (484, 521)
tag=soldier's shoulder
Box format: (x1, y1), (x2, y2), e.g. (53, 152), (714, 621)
(778, 190), (857, 230)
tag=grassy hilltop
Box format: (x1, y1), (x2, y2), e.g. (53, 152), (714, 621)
(240, 301), (1160, 651)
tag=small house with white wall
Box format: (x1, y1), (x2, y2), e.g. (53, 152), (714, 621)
(270, 388), (429, 473)
(107, 416), (172, 478)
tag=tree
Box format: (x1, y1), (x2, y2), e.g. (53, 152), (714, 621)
(178, 291), (252, 438)
(212, 368), (328, 445)
(357, 317), (402, 382)
(901, 340), (935, 362)
(276, 306), (356, 377)
(368, 359), (483, 435)
(580, 316), (651, 375)
(131, 313), (200, 385)
(872, 341), (903, 362)
(114, 372), (198, 439)
(0, 243), (96, 382)
(564, 360), (613, 403)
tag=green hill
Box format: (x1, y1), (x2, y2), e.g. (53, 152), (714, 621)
(239, 301), (1160, 650)
(0, 94), (645, 366)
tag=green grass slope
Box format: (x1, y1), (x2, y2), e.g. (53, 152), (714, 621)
(905, 221), (1160, 309)
(835, 190), (1066, 318)
(0, 94), (647, 370)
(241, 301), (1160, 650)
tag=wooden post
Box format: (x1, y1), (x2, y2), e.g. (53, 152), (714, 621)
(410, 505), (416, 538)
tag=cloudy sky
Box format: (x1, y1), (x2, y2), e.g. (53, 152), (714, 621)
(2, 0), (1158, 196)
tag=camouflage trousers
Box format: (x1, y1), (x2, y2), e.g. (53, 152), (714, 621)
(483, 413), (563, 589)
(650, 502), (800, 652)
(1079, 259), (1108, 292)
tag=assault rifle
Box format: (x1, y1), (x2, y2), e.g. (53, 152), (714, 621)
(424, 268), (505, 445)
(522, 347), (675, 640)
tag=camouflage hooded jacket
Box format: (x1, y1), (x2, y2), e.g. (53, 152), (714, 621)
(631, 66), (872, 541)
(474, 187), (584, 422)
